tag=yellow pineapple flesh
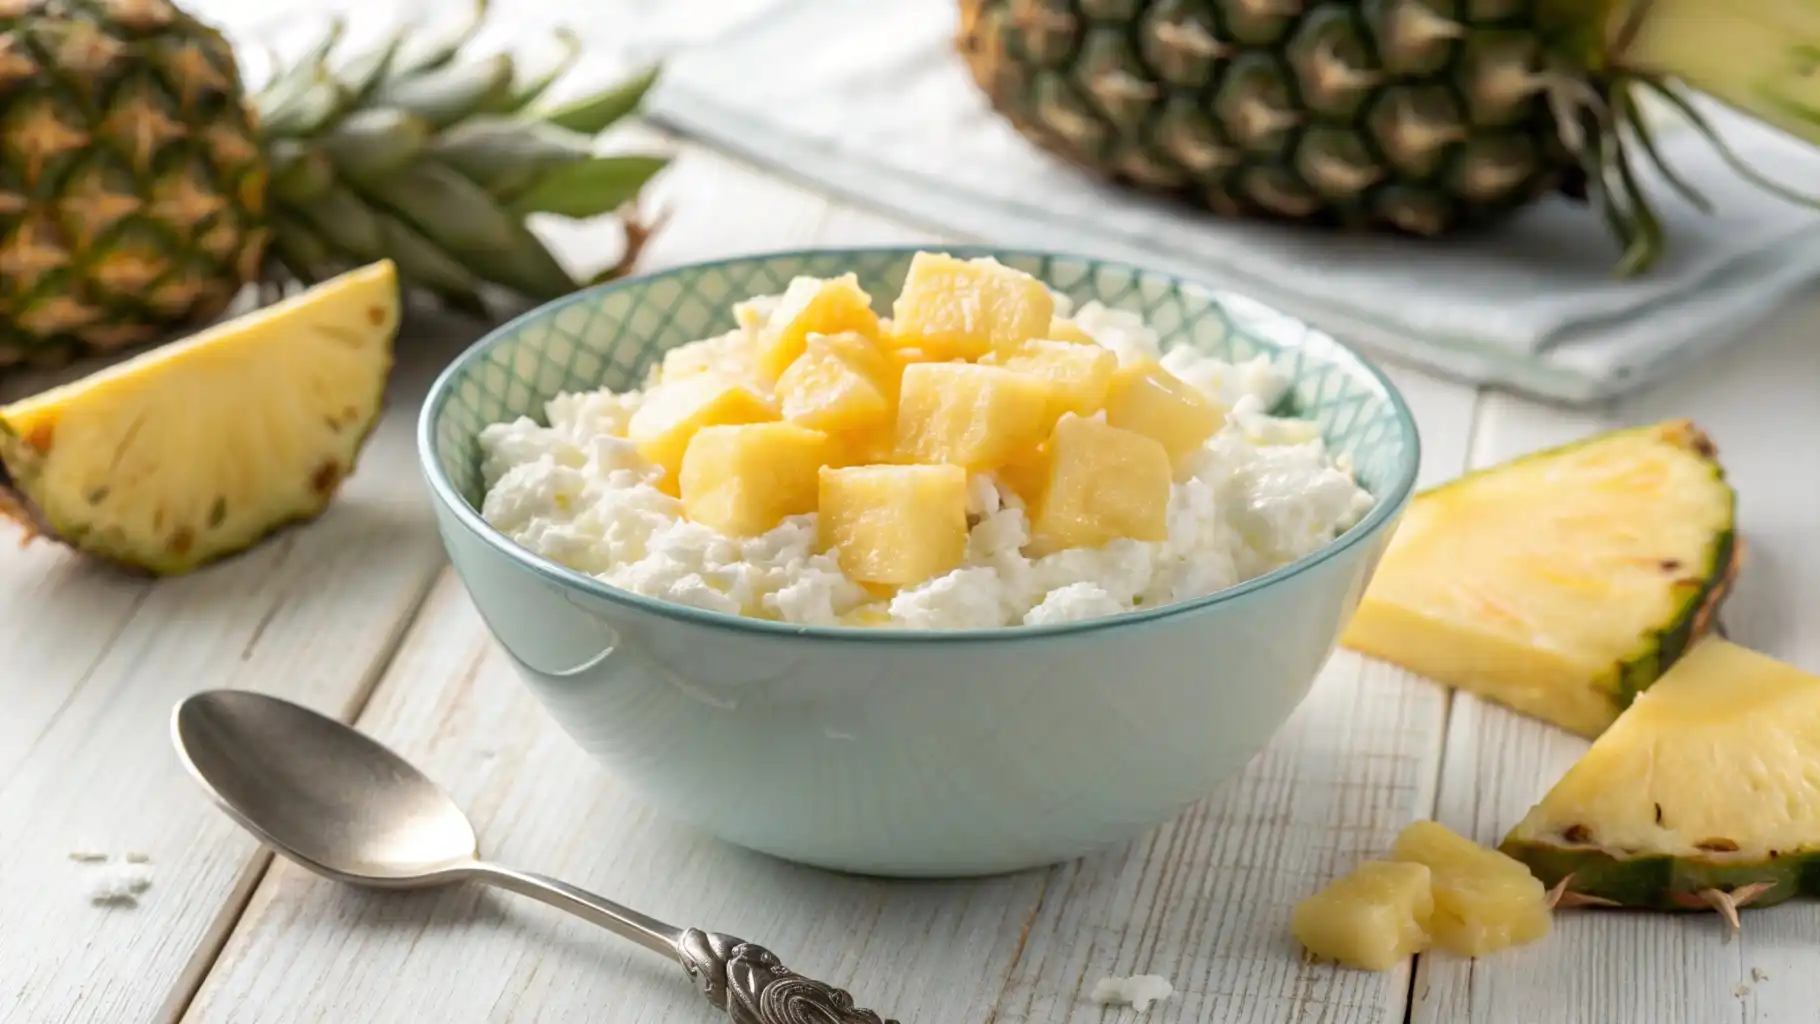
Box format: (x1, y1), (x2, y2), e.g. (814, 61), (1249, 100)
(1390, 820), (1551, 957)
(1341, 420), (1737, 737)
(0, 261), (398, 574)
(1291, 860), (1434, 972)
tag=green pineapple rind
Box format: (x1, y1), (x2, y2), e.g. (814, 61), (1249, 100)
(1496, 838), (1813, 913)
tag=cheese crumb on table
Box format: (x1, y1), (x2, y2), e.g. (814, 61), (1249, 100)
(1089, 973), (1175, 1013)
(88, 862), (153, 906)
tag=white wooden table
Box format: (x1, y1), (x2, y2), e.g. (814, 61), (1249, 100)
(4, 93), (1819, 1024)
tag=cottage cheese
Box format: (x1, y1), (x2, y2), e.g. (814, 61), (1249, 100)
(479, 297), (1374, 629)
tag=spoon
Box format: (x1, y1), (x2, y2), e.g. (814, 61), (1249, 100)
(171, 689), (897, 1024)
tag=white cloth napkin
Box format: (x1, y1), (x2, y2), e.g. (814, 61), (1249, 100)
(640, 0), (1820, 404)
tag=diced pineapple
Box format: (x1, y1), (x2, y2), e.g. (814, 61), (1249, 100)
(627, 377), (779, 493)
(1046, 316), (1098, 345)
(656, 330), (762, 388)
(984, 339), (1117, 420)
(890, 252), (1054, 360)
(1291, 861), (1434, 972)
(1028, 415), (1171, 555)
(775, 332), (893, 436)
(895, 362), (1056, 471)
(1104, 361), (1225, 469)
(679, 423), (831, 538)
(1390, 820), (1551, 957)
(755, 274), (882, 380)
(818, 464), (968, 586)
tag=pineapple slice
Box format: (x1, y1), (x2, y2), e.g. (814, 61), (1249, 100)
(1028, 414), (1172, 555)
(627, 377), (779, 493)
(1340, 420), (1738, 737)
(894, 362), (1056, 471)
(891, 252), (1054, 360)
(1390, 820), (1551, 957)
(818, 464), (968, 586)
(1103, 360), (1225, 469)
(0, 261), (398, 575)
(755, 274), (882, 381)
(1291, 861), (1434, 971)
(1501, 638), (1820, 926)
(679, 423), (831, 538)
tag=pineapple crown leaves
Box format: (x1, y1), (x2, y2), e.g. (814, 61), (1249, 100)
(254, 0), (669, 310)
(1546, 0), (1820, 276)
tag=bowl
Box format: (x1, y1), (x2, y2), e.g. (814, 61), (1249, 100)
(418, 247), (1420, 878)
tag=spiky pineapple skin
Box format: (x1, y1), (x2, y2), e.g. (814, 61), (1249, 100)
(0, 0), (269, 366)
(1497, 841), (1809, 914)
(954, 0), (1589, 236)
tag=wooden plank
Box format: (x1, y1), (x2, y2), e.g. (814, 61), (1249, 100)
(1410, 296), (1820, 1024)
(181, 153), (1483, 1021)
(0, 327), (459, 1024)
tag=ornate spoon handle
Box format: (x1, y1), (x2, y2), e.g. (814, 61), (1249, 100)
(679, 928), (901, 1024)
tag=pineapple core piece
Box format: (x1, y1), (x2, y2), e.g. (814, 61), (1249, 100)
(1104, 361), (1225, 469)
(755, 274), (882, 381)
(890, 252), (1054, 360)
(775, 332), (894, 436)
(0, 260), (398, 575)
(1390, 820), (1551, 957)
(1291, 861), (1434, 972)
(895, 362), (1056, 471)
(627, 377), (779, 493)
(679, 423), (831, 538)
(818, 464), (967, 586)
(984, 339), (1117, 421)
(1029, 415), (1172, 555)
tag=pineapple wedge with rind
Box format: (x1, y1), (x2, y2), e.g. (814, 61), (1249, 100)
(1501, 638), (1820, 922)
(0, 261), (398, 575)
(1291, 860), (1434, 972)
(1391, 820), (1551, 957)
(1341, 420), (1737, 737)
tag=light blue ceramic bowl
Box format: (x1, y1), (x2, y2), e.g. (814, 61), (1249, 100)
(418, 247), (1419, 878)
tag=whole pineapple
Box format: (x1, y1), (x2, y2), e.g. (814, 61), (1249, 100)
(956, 0), (1820, 275)
(0, 0), (668, 368)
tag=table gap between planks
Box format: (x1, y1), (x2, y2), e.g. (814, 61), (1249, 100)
(0, 139), (1814, 1024)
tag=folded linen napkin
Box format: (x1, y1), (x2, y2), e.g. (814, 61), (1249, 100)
(636, 0), (1820, 404)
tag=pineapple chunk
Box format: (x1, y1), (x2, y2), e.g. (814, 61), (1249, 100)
(679, 423), (831, 538)
(1502, 638), (1820, 918)
(818, 464), (967, 586)
(1045, 316), (1099, 345)
(1104, 361), (1225, 468)
(890, 252), (1054, 360)
(895, 362), (1056, 471)
(1391, 821), (1551, 957)
(0, 261), (397, 575)
(656, 330), (762, 388)
(627, 377), (779, 492)
(1291, 861), (1434, 972)
(755, 274), (882, 381)
(775, 332), (894, 436)
(984, 339), (1117, 420)
(1339, 420), (1737, 737)
(1028, 415), (1171, 555)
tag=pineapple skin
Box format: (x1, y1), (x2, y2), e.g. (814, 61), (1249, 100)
(0, 0), (269, 365)
(1341, 420), (1739, 737)
(1500, 639), (1820, 914)
(953, 0), (1585, 238)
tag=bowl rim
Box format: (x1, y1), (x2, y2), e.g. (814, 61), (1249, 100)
(417, 243), (1422, 644)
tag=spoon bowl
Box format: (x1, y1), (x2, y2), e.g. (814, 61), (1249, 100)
(174, 689), (479, 887)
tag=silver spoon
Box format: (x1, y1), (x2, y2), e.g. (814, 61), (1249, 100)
(171, 689), (897, 1024)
